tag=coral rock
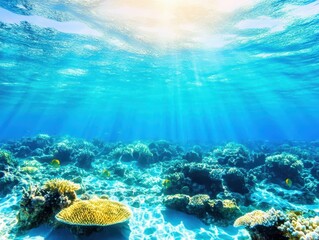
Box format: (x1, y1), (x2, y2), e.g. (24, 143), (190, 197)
(265, 153), (304, 183)
(234, 210), (269, 227)
(186, 194), (210, 216)
(55, 199), (132, 226)
(234, 208), (285, 228)
(163, 194), (191, 212)
(44, 179), (80, 195)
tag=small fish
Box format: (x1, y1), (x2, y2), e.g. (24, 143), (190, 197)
(162, 179), (172, 188)
(285, 178), (292, 187)
(102, 169), (111, 178)
(51, 159), (60, 168)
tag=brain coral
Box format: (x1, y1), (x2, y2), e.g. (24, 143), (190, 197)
(234, 209), (319, 240)
(43, 179), (80, 195)
(55, 199), (132, 226)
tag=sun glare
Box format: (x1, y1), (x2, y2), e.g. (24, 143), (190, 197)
(76, 0), (259, 49)
(215, 0), (256, 13)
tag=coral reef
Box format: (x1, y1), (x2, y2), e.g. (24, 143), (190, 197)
(149, 140), (182, 162)
(186, 194), (210, 216)
(234, 208), (285, 228)
(133, 143), (153, 164)
(17, 184), (47, 230)
(53, 139), (97, 168)
(109, 142), (154, 164)
(163, 194), (241, 226)
(206, 199), (241, 226)
(0, 150), (14, 170)
(234, 208), (288, 240)
(183, 146), (202, 162)
(311, 164), (319, 179)
(234, 208), (319, 240)
(212, 142), (252, 167)
(0, 135), (318, 238)
(17, 179), (81, 230)
(0, 170), (19, 197)
(20, 166), (38, 174)
(223, 168), (249, 194)
(163, 194), (191, 212)
(43, 179), (80, 201)
(278, 212), (319, 240)
(0, 150), (19, 197)
(163, 162), (224, 198)
(265, 153), (304, 184)
(53, 140), (73, 163)
(110, 144), (135, 162)
(72, 148), (95, 168)
(3, 134), (52, 158)
(55, 198), (132, 226)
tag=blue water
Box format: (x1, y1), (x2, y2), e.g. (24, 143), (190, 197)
(0, 0), (319, 143)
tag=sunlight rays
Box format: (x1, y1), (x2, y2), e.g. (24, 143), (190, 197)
(68, 0), (260, 50)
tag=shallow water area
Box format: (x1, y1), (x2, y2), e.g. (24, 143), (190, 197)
(0, 0), (319, 239)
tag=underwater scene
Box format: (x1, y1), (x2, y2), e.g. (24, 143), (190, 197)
(0, 0), (319, 239)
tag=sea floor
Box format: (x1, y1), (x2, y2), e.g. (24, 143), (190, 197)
(0, 135), (318, 239)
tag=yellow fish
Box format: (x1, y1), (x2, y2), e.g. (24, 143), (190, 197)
(51, 159), (60, 168)
(162, 179), (172, 188)
(285, 178), (292, 187)
(102, 169), (111, 178)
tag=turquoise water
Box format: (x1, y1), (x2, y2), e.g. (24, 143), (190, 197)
(1, 0), (319, 143)
(1, 1), (319, 239)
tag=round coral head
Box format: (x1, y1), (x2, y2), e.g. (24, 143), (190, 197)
(55, 199), (132, 226)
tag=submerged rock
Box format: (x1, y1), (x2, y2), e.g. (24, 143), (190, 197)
(149, 140), (182, 162)
(213, 142), (252, 168)
(223, 168), (249, 194)
(265, 153), (304, 184)
(17, 179), (80, 230)
(163, 194), (241, 226)
(133, 143), (153, 164)
(163, 162), (224, 197)
(234, 208), (319, 240)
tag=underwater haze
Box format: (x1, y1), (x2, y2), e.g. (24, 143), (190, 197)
(0, 0), (318, 143)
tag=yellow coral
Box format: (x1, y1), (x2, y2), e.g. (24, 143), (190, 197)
(208, 199), (241, 220)
(234, 210), (268, 227)
(208, 199), (238, 209)
(20, 166), (38, 174)
(279, 215), (319, 240)
(55, 199), (132, 226)
(0, 151), (12, 164)
(43, 179), (80, 194)
(222, 199), (238, 209)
